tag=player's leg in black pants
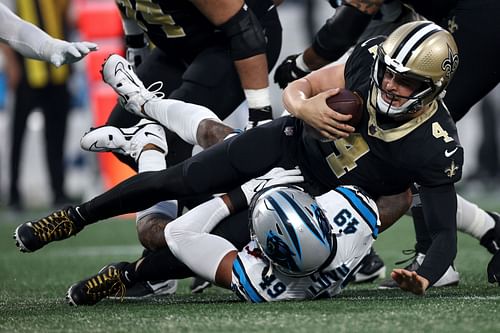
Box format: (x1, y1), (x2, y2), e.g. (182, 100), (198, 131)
(8, 82), (36, 209)
(78, 117), (301, 224)
(41, 84), (71, 205)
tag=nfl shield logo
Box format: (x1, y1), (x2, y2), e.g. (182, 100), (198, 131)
(284, 126), (295, 136)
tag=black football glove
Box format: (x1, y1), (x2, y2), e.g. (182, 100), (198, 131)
(273, 54), (311, 89)
(126, 45), (150, 69)
(246, 105), (273, 130)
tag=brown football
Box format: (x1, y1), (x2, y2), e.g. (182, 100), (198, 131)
(325, 88), (363, 127)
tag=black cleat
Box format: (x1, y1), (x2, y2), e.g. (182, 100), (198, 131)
(13, 207), (84, 252)
(190, 277), (212, 294)
(353, 248), (386, 283)
(480, 211), (500, 254)
(112, 280), (177, 299)
(66, 262), (129, 306)
(487, 251), (500, 285)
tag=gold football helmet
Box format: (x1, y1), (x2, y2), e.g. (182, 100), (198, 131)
(371, 21), (459, 118)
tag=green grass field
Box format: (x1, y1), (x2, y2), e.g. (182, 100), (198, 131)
(1, 203), (499, 333)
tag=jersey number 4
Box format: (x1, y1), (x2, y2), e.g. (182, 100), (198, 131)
(326, 134), (370, 177)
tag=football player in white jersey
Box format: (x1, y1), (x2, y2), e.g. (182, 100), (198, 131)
(228, 185), (379, 302)
(66, 173), (379, 305)
(0, 3), (97, 66)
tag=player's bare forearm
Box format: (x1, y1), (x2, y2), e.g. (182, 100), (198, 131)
(376, 189), (412, 232)
(234, 54), (269, 89)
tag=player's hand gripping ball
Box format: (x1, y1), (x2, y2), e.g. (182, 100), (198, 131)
(305, 88), (363, 141)
(325, 88), (363, 127)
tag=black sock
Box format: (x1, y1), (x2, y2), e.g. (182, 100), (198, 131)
(135, 247), (193, 282)
(412, 205), (432, 254)
(121, 262), (139, 286)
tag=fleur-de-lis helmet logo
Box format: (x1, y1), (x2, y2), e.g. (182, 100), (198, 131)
(441, 45), (459, 79)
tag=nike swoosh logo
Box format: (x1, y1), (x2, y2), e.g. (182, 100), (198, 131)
(445, 147), (459, 158)
(88, 141), (126, 154)
(124, 270), (131, 283)
(144, 131), (162, 139)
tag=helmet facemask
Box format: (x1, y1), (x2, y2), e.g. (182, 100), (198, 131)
(372, 49), (437, 119)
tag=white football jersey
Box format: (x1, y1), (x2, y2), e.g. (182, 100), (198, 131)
(231, 186), (380, 303)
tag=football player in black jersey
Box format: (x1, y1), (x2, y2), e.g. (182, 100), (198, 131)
(275, 0), (500, 121)
(15, 21), (460, 295)
(274, 0), (500, 287)
(110, 0), (282, 166)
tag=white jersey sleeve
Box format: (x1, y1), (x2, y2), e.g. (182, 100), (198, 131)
(231, 186), (380, 303)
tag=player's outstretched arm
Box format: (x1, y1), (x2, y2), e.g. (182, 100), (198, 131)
(0, 3), (97, 66)
(165, 168), (304, 288)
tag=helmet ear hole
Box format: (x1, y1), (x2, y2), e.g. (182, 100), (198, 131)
(250, 186), (336, 277)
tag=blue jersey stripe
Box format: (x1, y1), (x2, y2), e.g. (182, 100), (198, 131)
(232, 257), (265, 303)
(335, 187), (379, 237)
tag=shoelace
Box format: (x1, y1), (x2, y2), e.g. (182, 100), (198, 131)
(143, 81), (165, 100)
(85, 267), (126, 302)
(32, 210), (75, 242)
(394, 249), (418, 265)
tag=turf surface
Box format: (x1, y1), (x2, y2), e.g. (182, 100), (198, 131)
(1, 206), (499, 333)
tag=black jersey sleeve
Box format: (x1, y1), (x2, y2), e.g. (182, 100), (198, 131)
(415, 183), (458, 285)
(413, 113), (464, 187)
(344, 36), (385, 91)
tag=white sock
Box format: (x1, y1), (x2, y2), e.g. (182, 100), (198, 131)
(136, 149), (177, 223)
(456, 195), (495, 240)
(138, 150), (166, 172)
(144, 99), (219, 145)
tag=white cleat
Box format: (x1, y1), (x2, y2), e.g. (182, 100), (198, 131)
(81, 120), (168, 161)
(378, 252), (459, 289)
(101, 54), (164, 116)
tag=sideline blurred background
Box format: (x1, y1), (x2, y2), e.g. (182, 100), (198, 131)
(0, 0), (498, 210)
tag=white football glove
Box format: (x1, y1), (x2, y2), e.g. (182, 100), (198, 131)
(42, 39), (98, 67)
(240, 167), (304, 205)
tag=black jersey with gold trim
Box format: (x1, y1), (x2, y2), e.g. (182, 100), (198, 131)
(115, 0), (275, 57)
(300, 36), (463, 199)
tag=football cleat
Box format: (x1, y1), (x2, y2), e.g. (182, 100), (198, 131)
(378, 251), (459, 289)
(101, 54), (164, 116)
(479, 211), (500, 254)
(112, 279), (178, 299)
(487, 250), (500, 285)
(352, 248), (386, 283)
(67, 262), (129, 306)
(190, 277), (212, 294)
(80, 120), (167, 162)
(14, 207), (84, 253)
